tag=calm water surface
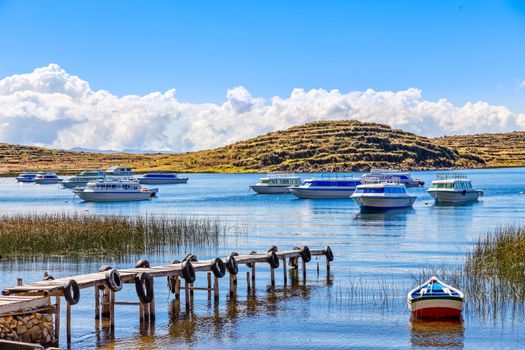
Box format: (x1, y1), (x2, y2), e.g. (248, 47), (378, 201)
(1, 169), (525, 349)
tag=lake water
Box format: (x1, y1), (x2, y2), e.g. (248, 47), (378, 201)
(1, 169), (525, 349)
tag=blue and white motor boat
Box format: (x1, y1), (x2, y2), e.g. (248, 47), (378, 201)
(351, 182), (416, 209)
(250, 173), (301, 194)
(76, 180), (158, 202)
(61, 170), (106, 189)
(289, 177), (361, 199)
(16, 173), (38, 183)
(137, 173), (188, 185)
(34, 172), (62, 184)
(407, 276), (464, 319)
(362, 169), (424, 187)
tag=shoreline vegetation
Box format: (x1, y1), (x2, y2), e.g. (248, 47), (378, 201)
(2, 120), (525, 175)
(0, 213), (225, 258)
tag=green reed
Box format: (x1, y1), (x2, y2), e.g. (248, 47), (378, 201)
(0, 213), (225, 258)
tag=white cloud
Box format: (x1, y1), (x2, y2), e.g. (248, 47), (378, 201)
(0, 64), (524, 152)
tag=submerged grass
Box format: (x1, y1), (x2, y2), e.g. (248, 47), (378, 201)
(0, 213), (225, 258)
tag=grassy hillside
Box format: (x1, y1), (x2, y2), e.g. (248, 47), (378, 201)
(0, 120), (496, 174)
(435, 131), (525, 168)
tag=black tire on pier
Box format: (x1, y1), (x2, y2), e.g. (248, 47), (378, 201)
(135, 259), (150, 269)
(181, 261), (196, 283)
(267, 250), (280, 269)
(267, 245), (278, 253)
(134, 272), (154, 304)
(63, 279), (80, 305)
(300, 246), (311, 263)
(105, 269), (123, 292)
(324, 246), (334, 262)
(210, 258), (227, 278)
(226, 254), (239, 275)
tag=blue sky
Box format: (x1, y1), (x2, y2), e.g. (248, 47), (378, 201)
(1, 0), (524, 111)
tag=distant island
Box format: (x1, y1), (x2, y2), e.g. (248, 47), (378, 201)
(1, 119), (524, 175)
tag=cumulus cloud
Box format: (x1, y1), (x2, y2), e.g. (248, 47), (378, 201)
(0, 64), (524, 152)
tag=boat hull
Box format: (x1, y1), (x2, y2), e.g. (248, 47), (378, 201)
(289, 188), (355, 199)
(138, 178), (188, 185)
(352, 196), (416, 209)
(16, 178), (35, 183)
(428, 190), (481, 204)
(250, 185), (291, 194)
(77, 191), (153, 202)
(409, 298), (463, 319)
(35, 179), (61, 184)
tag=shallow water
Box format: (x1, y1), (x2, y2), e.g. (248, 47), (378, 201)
(1, 169), (525, 349)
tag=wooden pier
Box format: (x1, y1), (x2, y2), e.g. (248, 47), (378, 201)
(0, 245), (334, 347)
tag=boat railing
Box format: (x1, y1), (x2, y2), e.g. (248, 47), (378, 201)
(436, 173), (468, 180)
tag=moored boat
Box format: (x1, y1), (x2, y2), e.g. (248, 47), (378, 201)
(137, 173), (188, 185)
(362, 169), (424, 187)
(16, 173), (38, 183)
(34, 172), (62, 184)
(76, 180), (158, 202)
(407, 276), (464, 319)
(427, 174), (483, 204)
(250, 173), (301, 194)
(105, 166), (135, 178)
(289, 177), (361, 199)
(61, 170), (106, 188)
(351, 182), (416, 209)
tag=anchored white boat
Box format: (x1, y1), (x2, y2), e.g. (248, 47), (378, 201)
(407, 276), (464, 319)
(34, 172), (62, 184)
(61, 170), (106, 189)
(250, 174), (302, 194)
(16, 173), (38, 183)
(105, 166), (135, 178)
(137, 173), (188, 185)
(289, 177), (361, 199)
(351, 182), (416, 209)
(362, 169), (424, 187)
(76, 180), (158, 202)
(427, 174), (483, 204)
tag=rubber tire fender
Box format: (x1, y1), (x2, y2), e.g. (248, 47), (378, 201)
(300, 246), (311, 263)
(267, 250), (280, 269)
(63, 279), (80, 305)
(181, 260), (196, 283)
(105, 269), (123, 292)
(134, 272), (154, 304)
(267, 245), (278, 253)
(135, 259), (150, 269)
(324, 246), (334, 262)
(210, 258), (226, 278)
(226, 254), (239, 275)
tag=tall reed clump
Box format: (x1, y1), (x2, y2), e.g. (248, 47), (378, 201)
(0, 213), (225, 258)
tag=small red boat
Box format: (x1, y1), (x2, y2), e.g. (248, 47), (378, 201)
(407, 276), (464, 319)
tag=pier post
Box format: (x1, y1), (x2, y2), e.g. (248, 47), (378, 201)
(184, 280), (190, 311)
(207, 272), (212, 300)
(326, 256), (330, 271)
(54, 296), (60, 342)
(175, 277), (181, 300)
(317, 261), (320, 277)
(213, 275), (219, 302)
(302, 259), (307, 280)
(16, 277), (23, 286)
(94, 286), (100, 320)
(251, 263), (256, 289)
(246, 271), (251, 292)
(270, 267), (275, 287)
(66, 302), (72, 344)
(102, 286), (110, 318)
(149, 278), (155, 321)
(110, 290), (115, 331)
(282, 257), (287, 284)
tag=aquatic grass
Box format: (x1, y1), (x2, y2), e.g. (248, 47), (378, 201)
(0, 213), (225, 258)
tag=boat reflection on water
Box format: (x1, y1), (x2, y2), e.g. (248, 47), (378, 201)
(354, 207), (415, 222)
(410, 317), (464, 349)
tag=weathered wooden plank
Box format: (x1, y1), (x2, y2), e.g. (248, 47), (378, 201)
(0, 296), (51, 315)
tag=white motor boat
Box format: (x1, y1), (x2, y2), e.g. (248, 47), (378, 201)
(76, 180), (158, 202)
(16, 173), (38, 183)
(362, 169), (424, 187)
(34, 172), (62, 184)
(137, 173), (188, 185)
(61, 170), (106, 189)
(250, 173), (302, 194)
(427, 174), (483, 204)
(105, 166), (135, 178)
(407, 276), (464, 319)
(289, 177), (361, 199)
(351, 182), (416, 209)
